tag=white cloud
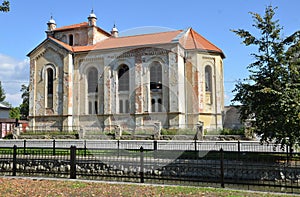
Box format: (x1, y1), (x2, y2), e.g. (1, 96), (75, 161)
(0, 54), (29, 107)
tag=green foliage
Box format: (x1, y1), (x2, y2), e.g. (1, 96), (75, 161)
(220, 128), (245, 135)
(0, 1), (9, 12)
(9, 107), (20, 119)
(19, 84), (29, 120)
(3, 132), (13, 139)
(231, 6), (300, 149)
(0, 81), (5, 103)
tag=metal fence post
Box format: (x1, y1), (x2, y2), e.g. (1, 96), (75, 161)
(23, 140), (26, 155)
(220, 148), (224, 188)
(140, 146), (144, 183)
(12, 145), (17, 176)
(53, 139), (56, 156)
(84, 140), (87, 157)
(194, 140), (197, 152)
(117, 140), (120, 157)
(154, 140), (157, 151)
(70, 145), (77, 179)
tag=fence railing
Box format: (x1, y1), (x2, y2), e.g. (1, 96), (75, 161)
(0, 140), (288, 153)
(0, 145), (299, 194)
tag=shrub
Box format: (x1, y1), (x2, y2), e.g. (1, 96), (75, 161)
(220, 128), (245, 135)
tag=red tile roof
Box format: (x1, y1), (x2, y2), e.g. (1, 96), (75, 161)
(31, 25), (224, 58)
(54, 22), (89, 31)
(73, 30), (183, 52)
(182, 28), (224, 55)
(72, 28), (225, 58)
(48, 37), (74, 52)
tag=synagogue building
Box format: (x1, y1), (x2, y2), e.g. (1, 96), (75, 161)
(27, 11), (225, 133)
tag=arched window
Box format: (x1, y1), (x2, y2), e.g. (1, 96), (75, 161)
(150, 62), (162, 91)
(69, 34), (74, 46)
(205, 66), (212, 92)
(46, 68), (54, 108)
(88, 67), (98, 93)
(87, 67), (98, 114)
(118, 64), (129, 91)
(118, 64), (130, 113)
(149, 61), (163, 112)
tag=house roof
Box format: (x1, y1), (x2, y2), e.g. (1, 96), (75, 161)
(72, 28), (225, 57)
(0, 103), (10, 110)
(72, 30), (183, 52)
(28, 24), (225, 58)
(53, 22), (111, 37)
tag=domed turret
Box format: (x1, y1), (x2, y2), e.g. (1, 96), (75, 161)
(111, 24), (119, 38)
(88, 9), (97, 26)
(47, 16), (56, 31)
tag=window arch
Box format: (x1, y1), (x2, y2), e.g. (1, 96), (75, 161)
(205, 66), (212, 92)
(46, 68), (54, 108)
(118, 64), (129, 91)
(150, 62), (162, 91)
(88, 67), (98, 93)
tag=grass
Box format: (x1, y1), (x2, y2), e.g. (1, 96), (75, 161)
(0, 177), (293, 197)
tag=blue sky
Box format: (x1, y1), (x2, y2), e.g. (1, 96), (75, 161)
(0, 0), (299, 106)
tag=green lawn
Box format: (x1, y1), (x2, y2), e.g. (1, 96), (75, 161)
(0, 177), (293, 197)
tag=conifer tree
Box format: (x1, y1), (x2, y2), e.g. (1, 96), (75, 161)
(232, 6), (300, 149)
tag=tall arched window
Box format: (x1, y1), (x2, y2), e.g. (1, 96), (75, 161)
(205, 66), (212, 92)
(118, 64), (130, 113)
(118, 64), (129, 91)
(87, 67), (98, 114)
(46, 68), (54, 108)
(88, 67), (98, 93)
(150, 61), (163, 112)
(150, 62), (162, 91)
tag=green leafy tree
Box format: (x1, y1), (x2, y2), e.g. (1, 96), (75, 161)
(19, 84), (29, 120)
(0, 81), (6, 103)
(9, 107), (20, 119)
(231, 6), (300, 149)
(0, 0), (9, 12)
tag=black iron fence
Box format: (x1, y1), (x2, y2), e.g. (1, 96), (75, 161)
(0, 144), (300, 194)
(0, 139), (287, 153)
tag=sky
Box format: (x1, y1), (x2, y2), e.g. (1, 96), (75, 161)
(0, 0), (300, 107)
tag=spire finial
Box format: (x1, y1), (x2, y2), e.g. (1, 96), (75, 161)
(111, 22), (119, 38)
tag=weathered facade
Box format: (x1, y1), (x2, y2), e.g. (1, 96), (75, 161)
(27, 11), (225, 133)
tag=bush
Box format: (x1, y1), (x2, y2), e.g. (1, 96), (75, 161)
(220, 128), (245, 135)
(3, 132), (14, 139)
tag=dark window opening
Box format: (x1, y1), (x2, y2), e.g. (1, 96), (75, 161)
(158, 98), (162, 112)
(69, 34), (74, 46)
(88, 67), (98, 93)
(150, 62), (162, 91)
(47, 68), (54, 108)
(125, 100), (129, 113)
(205, 66), (212, 92)
(95, 101), (98, 114)
(151, 99), (155, 112)
(118, 64), (129, 91)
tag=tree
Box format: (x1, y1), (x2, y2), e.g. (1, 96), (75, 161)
(9, 107), (20, 119)
(19, 84), (29, 120)
(231, 6), (300, 149)
(0, 0), (9, 12)
(0, 81), (6, 103)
